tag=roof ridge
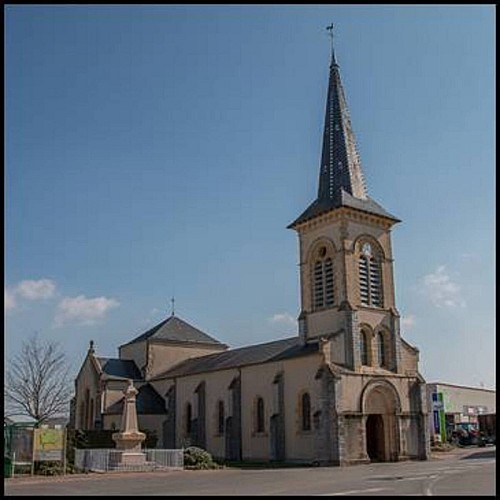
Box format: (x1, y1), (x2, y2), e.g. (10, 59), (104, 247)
(151, 336), (304, 381)
(120, 314), (224, 347)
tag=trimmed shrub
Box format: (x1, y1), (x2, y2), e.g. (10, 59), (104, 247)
(35, 461), (64, 476)
(183, 446), (221, 470)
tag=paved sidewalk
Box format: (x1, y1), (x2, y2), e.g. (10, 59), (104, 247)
(5, 446), (491, 484)
(5, 469), (184, 485)
(430, 444), (493, 460)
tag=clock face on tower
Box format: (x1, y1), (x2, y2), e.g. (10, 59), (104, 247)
(362, 242), (372, 257)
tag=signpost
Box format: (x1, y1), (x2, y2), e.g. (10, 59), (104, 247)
(432, 392), (447, 442)
(32, 428), (66, 473)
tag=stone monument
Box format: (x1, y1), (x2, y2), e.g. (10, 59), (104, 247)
(111, 379), (147, 468)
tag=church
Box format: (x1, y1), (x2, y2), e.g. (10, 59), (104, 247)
(72, 36), (430, 465)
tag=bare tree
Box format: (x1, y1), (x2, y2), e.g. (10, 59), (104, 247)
(5, 334), (72, 423)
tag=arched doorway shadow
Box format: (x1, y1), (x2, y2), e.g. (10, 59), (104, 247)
(366, 414), (385, 461)
(362, 381), (401, 462)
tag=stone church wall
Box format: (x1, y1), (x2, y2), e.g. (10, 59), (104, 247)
(173, 369), (239, 453)
(74, 355), (101, 429)
(240, 354), (322, 462)
(145, 341), (227, 380)
(399, 341), (419, 376)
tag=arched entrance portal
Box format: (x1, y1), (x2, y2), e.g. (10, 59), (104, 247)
(366, 414), (385, 461)
(363, 383), (400, 462)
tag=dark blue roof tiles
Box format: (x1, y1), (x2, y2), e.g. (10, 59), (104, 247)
(317, 56), (367, 202)
(152, 337), (319, 379)
(123, 315), (227, 348)
(96, 357), (142, 380)
(289, 45), (400, 229)
(289, 189), (400, 228)
(104, 383), (167, 415)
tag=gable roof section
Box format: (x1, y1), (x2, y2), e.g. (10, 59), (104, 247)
(152, 337), (319, 380)
(95, 357), (142, 380)
(104, 383), (167, 415)
(121, 315), (227, 348)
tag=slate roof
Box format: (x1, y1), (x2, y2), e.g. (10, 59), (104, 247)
(95, 357), (142, 380)
(104, 383), (167, 415)
(152, 336), (319, 380)
(317, 55), (368, 201)
(122, 315), (227, 348)
(288, 188), (400, 228)
(288, 43), (400, 229)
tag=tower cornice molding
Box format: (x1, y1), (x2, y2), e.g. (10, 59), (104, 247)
(294, 206), (396, 234)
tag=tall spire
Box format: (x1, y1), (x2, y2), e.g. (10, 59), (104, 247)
(288, 26), (400, 229)
(318, 24), (367, 201)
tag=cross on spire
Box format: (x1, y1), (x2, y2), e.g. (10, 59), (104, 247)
(326, 23), (337, 65)
(170, 296), (175, 316)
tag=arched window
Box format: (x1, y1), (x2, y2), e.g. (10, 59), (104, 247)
(79, 403), (85, 429)
(359, 242), (383, 308)
(217, 400), (225, 435)
(256, 397), (265, 433)
(89, 398), (94, 430)
(84, 388), (90, 430)
(185, 403), (192, 435)
(301, 392), (311, 431)
(377, 332), (386, 367)
(313, 246), (335, 309)
(360, 330), (369, 366)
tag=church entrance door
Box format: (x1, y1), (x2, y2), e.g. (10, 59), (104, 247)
(363, 383), (400, 462)
(366, 414), (385, 461)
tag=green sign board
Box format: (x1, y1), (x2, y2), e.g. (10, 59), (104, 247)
(33, 428), (65, 462)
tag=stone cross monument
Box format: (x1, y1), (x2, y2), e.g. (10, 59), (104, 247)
(111, 379), (146, 467)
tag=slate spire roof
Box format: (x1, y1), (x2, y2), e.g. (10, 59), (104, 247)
(318, 43), (367, 203)
(121, 314), (227, 348)
(289, 37), (399, 228)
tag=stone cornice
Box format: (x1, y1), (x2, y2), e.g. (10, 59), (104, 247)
(295, 207), (395, 234)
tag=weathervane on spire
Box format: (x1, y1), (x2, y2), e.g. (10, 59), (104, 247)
(170, 296), (175, 317)
(326, 23), (336, 64)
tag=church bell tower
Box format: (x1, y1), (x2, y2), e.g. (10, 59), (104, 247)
(288, 30), (403, 374)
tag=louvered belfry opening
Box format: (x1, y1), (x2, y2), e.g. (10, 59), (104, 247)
(359, 243), (383, 308)
(313, 247), (335, 310)
(359, 254), (370, 306)
(369, 258), (382, 307)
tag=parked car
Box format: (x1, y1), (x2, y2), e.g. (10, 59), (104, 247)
(477, 432), (496, 447)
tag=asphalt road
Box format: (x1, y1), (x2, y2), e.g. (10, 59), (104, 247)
(5, 447), (495, 496)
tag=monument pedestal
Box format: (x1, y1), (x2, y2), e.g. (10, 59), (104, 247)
(111, 380), (147, 470)
(109, 451), (147, 469)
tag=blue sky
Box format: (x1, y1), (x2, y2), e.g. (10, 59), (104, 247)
(5, 5), (495, 390)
